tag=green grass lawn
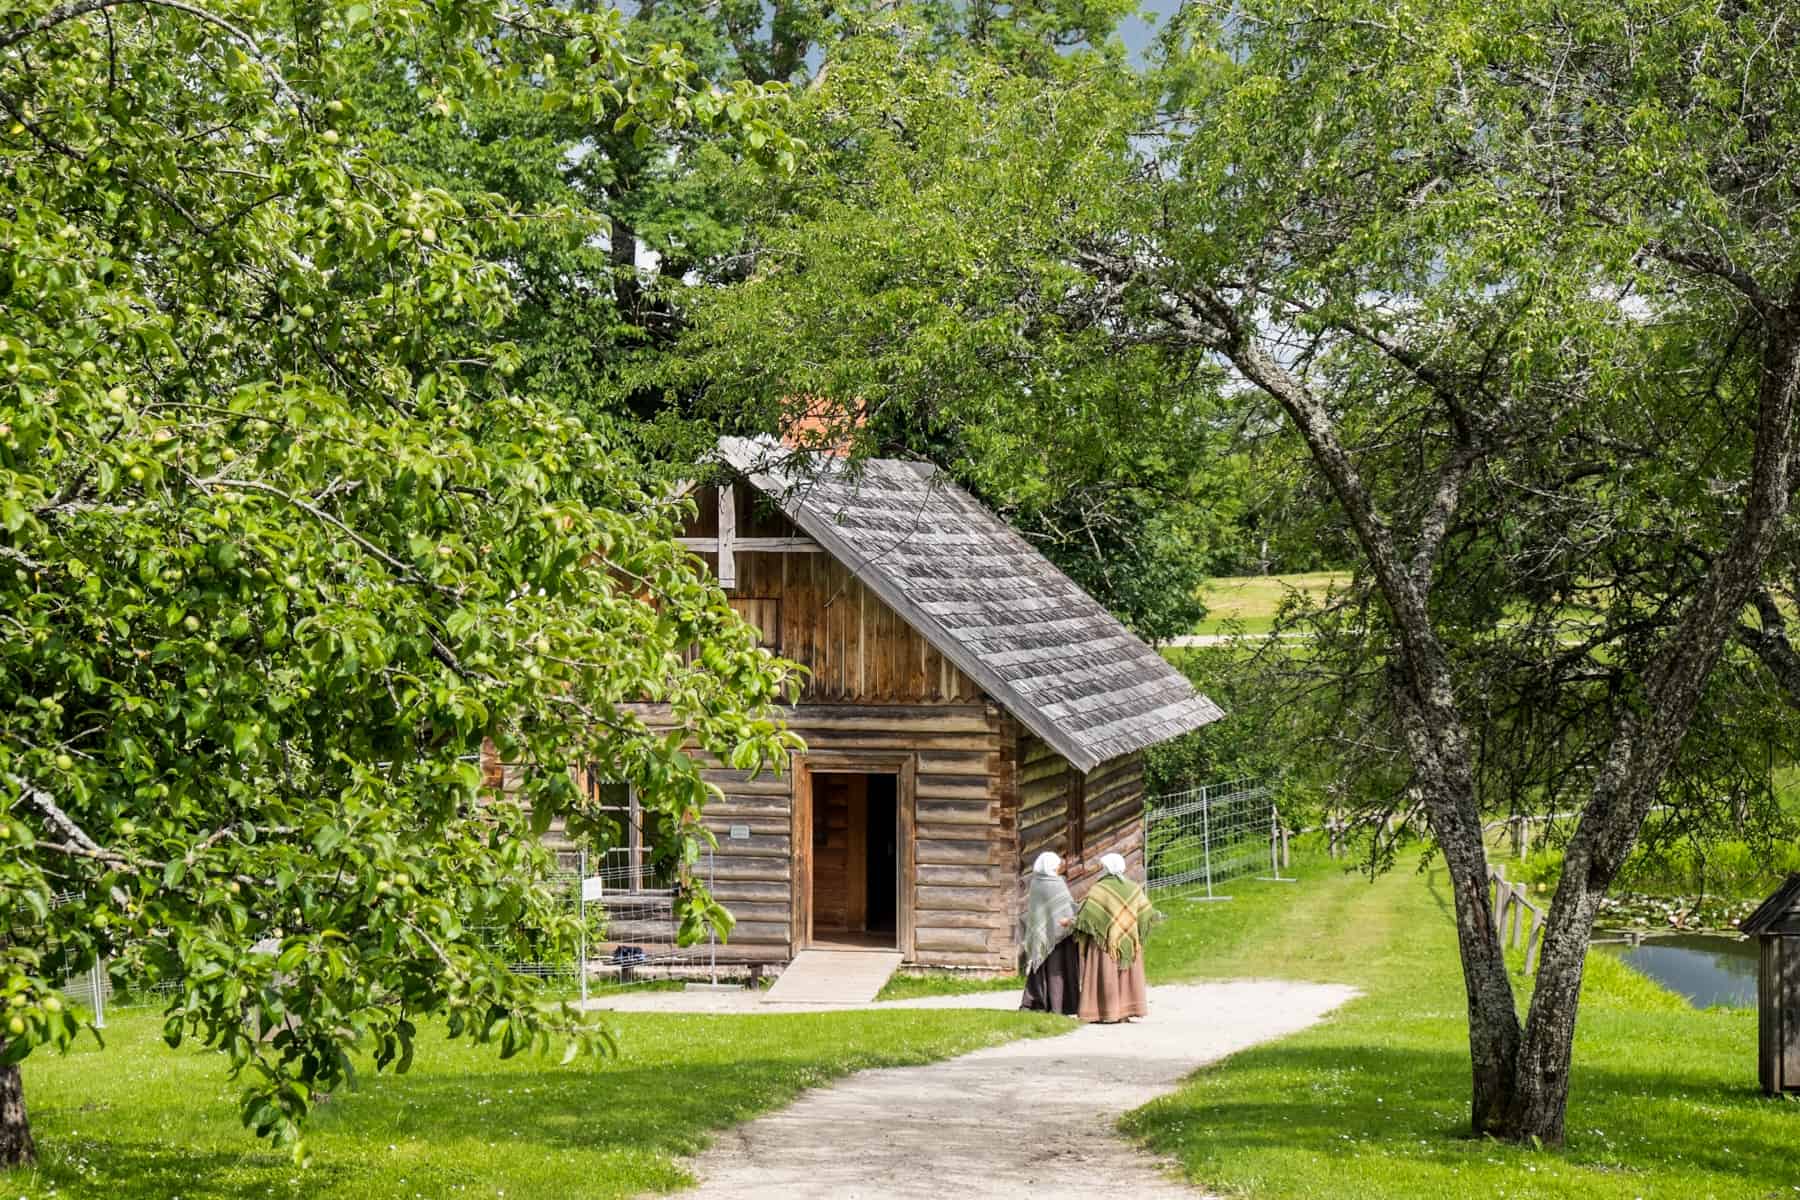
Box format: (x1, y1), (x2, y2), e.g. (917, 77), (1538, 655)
(876, 970), (1023, 1001)
(1129, 849), (1795, 1200)
(10, 1004), (1068, 1198)
(1193, 571), (1348, 636)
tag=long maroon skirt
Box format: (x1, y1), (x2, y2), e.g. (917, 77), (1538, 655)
(1076, 939), (1147, 1023)
(1020, 937), (1081, 1016)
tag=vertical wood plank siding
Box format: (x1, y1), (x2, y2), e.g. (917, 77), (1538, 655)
(708, 551), (985, 704)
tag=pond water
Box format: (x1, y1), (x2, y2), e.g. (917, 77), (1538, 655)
(1601, 933), (1759, 1008)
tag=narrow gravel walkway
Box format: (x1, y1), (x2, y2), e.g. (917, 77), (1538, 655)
(601, 980), (1355, 1199)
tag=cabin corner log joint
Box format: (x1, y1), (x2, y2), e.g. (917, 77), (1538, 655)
(632, 436), (1224, 972)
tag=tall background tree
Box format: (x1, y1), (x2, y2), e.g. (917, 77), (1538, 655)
(658, 20), (1261, 637)
(339, 0), (1242, 638)
(666, 0), (1800, 1143)
(0, 0), (797, 1166)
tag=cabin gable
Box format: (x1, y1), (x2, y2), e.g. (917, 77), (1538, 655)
(680, 484), (986, 705)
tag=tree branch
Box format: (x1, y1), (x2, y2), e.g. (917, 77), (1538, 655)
(1646, 242), (1775, 316)
(2, 0), (303, 110)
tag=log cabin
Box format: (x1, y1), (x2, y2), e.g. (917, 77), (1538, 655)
(626, 436), (1223, 973)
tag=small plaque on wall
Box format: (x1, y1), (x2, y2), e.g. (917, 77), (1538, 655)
(729, 824), (751, 840)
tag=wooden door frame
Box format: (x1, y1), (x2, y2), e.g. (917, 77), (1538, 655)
(791, 751), (915, 959)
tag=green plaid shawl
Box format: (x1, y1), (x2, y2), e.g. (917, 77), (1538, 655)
(1074, 874), (1153, 966)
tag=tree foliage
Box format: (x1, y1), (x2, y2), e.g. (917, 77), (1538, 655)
(670, 0), (1800, 1144)
(0, 0), (798, 1163)
(662, 27), (1251, 635)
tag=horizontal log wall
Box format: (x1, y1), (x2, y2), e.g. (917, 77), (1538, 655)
(1064, 811), (1147, 902)
(1083, 752), (1144, 846)
(627, 702), (1022, 971)
(1017, 732), (1077, 867)
(1012, 731), (1147, 907)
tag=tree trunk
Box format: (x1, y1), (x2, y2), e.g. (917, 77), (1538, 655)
(1205, 281), (1797, 1145)
(0, 1060), (34, 1169)
(1504, 315), (1800, 1143)
(1423, 792), (1522, 1132)
(1225, 325), (1527, 1133)
(1500, 862), (1607, 1143)
(1386, 670), (1523, 1131)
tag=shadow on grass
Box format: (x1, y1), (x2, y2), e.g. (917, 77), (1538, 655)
(27, 1057), (858, 1199)
(19, 1142), (357, 1200)
(331, 1060), (851, 1154)
(1124, 1038), (1796, 1193)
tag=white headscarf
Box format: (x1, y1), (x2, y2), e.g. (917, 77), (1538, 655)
(1100, 852), (1128, 879)
(1032, 851), (1062, 877)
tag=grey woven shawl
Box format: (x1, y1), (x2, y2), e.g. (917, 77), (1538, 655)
(1020, 873), (1077, 976)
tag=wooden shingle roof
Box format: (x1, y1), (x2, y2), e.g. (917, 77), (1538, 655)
(1742, 873), (1800, 936)
(717, 437), (1224, 772)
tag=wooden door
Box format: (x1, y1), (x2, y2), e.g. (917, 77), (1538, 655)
(793, 753), (915, 958)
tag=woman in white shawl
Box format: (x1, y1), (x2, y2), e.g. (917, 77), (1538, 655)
(1019, 852), (1081, 1014)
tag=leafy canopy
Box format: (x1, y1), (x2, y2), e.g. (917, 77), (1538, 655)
(0, 0), (797, 1156)
(663, 25), (1248, 635)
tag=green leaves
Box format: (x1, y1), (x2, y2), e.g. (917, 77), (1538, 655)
(0, 0), (802, 1156)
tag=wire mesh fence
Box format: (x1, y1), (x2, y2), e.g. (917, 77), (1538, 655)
(474, 848), (725, 1001)
(44, 846), (728, 1019)
(1144, 778), (1289, 901)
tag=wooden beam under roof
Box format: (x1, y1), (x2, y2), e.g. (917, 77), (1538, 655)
(676, 536), (822, 553)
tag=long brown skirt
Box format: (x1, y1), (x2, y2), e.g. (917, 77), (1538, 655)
(1020, 937), (1081, 1016)
(1076, 939), (1147, 1023)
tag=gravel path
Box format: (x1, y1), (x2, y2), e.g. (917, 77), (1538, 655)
(598, 980), (1356, 1199)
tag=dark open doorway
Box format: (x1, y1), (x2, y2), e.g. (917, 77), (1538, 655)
(809, 771), (899, 949)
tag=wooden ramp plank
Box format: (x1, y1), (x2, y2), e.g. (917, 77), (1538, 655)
(763, 949), (903, 1005)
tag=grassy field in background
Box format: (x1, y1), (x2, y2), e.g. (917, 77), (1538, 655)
(1193, 571), (1349, 636)
(1128, 849), (1792, 1200)
(9, 1005), (1067, 1199)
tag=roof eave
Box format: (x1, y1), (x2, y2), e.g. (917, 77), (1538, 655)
(1741, 872), (1800, 935)
(714, 436), (1225, 771)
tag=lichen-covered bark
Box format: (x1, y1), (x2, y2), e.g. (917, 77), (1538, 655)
(1206, 286), (1800, 1143)
(0, 1062), (34, 1169)
(1224, 321), (1524, 1131)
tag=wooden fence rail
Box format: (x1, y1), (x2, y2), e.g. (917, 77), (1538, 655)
(1488, 864), (1545, 975)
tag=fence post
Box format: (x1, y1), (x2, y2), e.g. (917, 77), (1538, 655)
(1180, 783), (1234, 903)
(1489, 868), (1507, 955)
(1201, 787), (1215, 900)
(1258, 804), (1296, 883)
(577, 847), (588, 1010)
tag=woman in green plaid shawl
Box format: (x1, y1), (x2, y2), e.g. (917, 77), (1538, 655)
(1074, 853), (1152, 1023)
